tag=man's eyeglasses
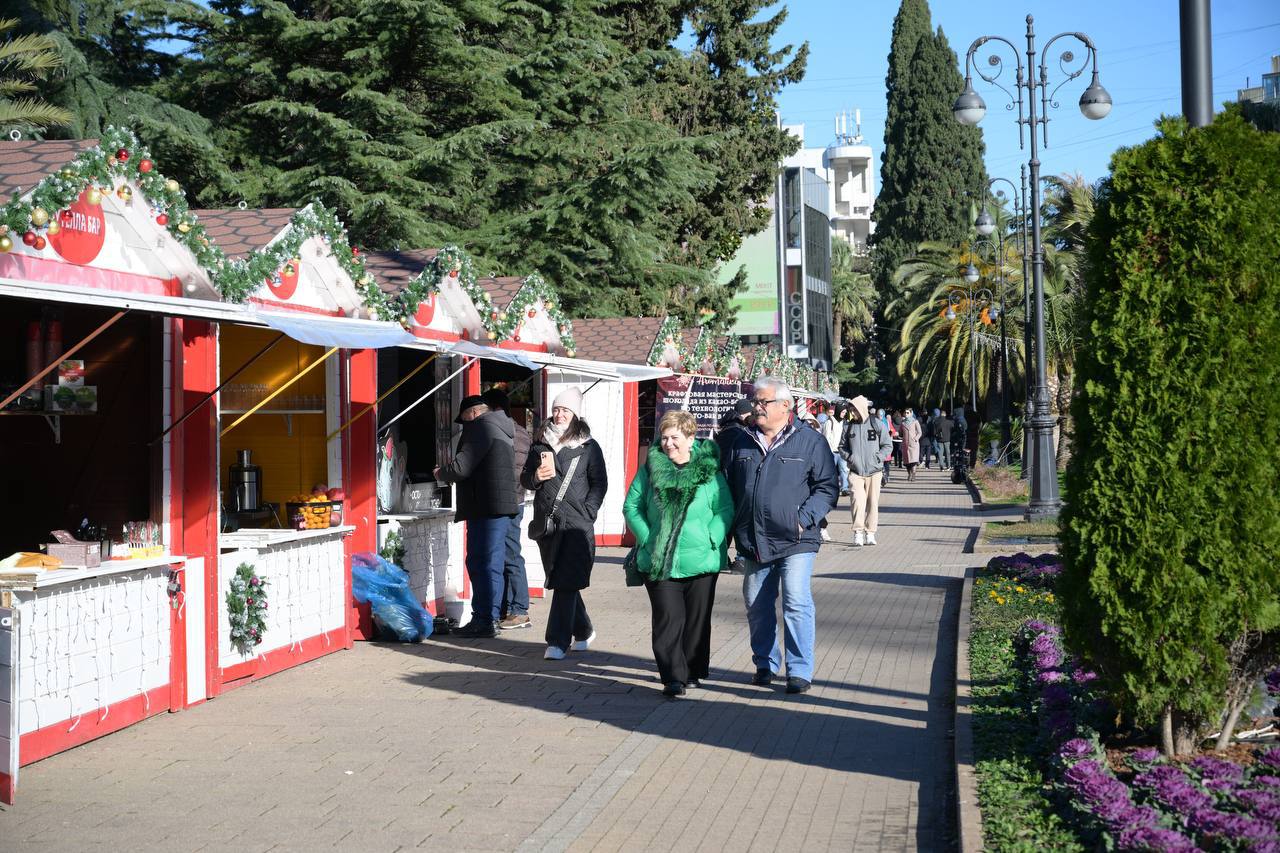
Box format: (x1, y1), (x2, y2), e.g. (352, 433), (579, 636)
(751, 398), (783, 409)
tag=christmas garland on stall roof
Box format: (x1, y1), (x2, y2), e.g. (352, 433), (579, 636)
(688, 327), (715, 374)
(226, 562), (269, 656)
(0, 126), (375, 306)
(715, 334), (743, 378)
(358, 245), (577, 353)
(647, 315), (686, 368)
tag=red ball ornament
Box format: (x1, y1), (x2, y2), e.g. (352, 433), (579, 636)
(513, 333), (521, 342)
(22, 231), (37, 246)
(527, 308), (536, 319)
(156, 213), (169, 226)
(138, 158), (154, 173)
(116, 148), (130, 161)
(33, 236), (46, 250)
(490, 311), (499, 320)
(351, 247), (360, 257)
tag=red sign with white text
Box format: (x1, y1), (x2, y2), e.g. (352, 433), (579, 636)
(49, 190), (106, 265)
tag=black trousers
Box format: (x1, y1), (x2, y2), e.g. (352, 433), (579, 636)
(644, 573), (719, 685)
(545, 590), (592, 650)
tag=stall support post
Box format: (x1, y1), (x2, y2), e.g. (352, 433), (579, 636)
(465, 358), (481, 396)
(344, 348), (378, 645)
(621, 383), (640, 548)
(176, 319), (220, 703)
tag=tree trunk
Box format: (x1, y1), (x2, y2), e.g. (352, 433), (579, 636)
(1161, 707), (1175, 757)
(1054, 363), (1074, 472)
(832, 311), (844, 362)
(1215, 697), (1248, 752)
(1163, 706), (1204, 755)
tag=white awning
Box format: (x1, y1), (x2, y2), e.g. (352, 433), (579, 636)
(526, 351), (672, 382)
(0, 277), (248, 323)
(446, 339), (539, 370)
(253, 309), (415, 349)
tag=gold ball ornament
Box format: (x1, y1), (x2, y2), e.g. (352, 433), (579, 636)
(566, 349), (575, 358)
(116, 185), (133, 203)
(487, 331), (497, 341)
(30, 207), (49, 227)
(164, 179), (180, 193)
(0, 235), (12, 253)
(45, 220), (60, 236)
(86, 187), (104, 205)
(177, 221), (191, 233)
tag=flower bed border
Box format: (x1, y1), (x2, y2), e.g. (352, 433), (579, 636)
(954, 565), (985, 852)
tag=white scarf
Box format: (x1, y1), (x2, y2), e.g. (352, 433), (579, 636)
(544, 419), (585, 450)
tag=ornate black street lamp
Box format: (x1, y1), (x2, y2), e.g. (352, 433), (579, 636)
(954, 14), (1112, 517)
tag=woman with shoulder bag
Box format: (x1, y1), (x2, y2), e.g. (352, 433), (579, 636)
(520, 387), (608, 661)
(623, 410), (734, 698)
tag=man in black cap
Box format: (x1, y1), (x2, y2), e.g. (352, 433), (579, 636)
(434, 394), (517, 638)
(483, 388), (534, 630)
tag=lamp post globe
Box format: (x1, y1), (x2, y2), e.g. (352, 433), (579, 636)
(975, 210), (996, 237)
(964, 263), (980, 284)
(1079, 72), (1113, 119)
(953, 80), (987, 125)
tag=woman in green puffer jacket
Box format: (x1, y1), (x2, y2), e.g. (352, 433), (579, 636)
(623, 410), (735, 698)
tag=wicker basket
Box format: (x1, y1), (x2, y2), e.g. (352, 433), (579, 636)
(286, 500), (341, 530)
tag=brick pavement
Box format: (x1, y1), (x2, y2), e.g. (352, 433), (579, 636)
(0, 464), (975, 853)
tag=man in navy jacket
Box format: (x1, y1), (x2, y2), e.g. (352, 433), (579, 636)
(720, 377), (839, 694)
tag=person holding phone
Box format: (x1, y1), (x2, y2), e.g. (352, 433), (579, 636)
(520, 387), (608, 660)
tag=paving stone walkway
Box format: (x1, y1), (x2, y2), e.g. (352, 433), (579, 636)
(0, 464), (976, 852)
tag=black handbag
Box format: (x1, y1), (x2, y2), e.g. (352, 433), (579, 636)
(530, 455), (580, 541)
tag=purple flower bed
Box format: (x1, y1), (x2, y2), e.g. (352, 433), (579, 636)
(988, 551), (1063, 585)
(1016, 617), (1280, 851)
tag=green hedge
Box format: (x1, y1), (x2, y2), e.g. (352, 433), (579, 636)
(1059, 106), (1280, 750)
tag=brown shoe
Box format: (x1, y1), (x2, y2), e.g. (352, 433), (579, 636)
(499, 613), (532, 630)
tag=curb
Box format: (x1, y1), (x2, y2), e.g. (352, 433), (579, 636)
(969, 534), (1060, 555)
(954, 565), (984, 853)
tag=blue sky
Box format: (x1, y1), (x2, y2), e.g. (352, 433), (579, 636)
(770, 0), (1278, 185)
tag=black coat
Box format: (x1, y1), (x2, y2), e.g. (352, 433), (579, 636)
(719, 422), (839, 563)
(436, 411), (516, 521)
(520, 422), (608, 590)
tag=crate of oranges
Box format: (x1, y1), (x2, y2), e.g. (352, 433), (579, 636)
(286, 486), (345, 530)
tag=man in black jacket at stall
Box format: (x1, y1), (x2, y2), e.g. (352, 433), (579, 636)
(719, 377), (839, 694)
(434, 395), (516, 638)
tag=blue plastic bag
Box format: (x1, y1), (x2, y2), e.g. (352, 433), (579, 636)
(351, 552), (433, 642)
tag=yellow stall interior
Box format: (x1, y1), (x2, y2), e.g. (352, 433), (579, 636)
(218, 324), (334, 517)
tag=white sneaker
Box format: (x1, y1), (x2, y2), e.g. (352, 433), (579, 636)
(570, 630), (596, 652)
(543, 646), (566, 660)
(820, 528), (831, 542)
(853, 530), (865, 547)
(865, 531), (878, 546)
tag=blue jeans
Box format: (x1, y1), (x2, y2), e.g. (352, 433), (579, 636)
(466, 516), (509, 627)
(937, 439), (950, 467)
(833, 452), (849, 491)
(501, 502), (529, 617)
(741, 551), (817, 681)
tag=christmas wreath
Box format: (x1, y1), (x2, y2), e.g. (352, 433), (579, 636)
(227, 562), (269, 655)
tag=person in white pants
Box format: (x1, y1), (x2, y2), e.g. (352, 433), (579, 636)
(838, 395), (893, 546)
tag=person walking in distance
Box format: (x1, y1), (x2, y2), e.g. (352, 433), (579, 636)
(484, 388), (532, 630)
(878, 408), (893, 484)
(434, 395), (517, 638)
(935, 409), (953, 469)
(624, 411), (734, 698)
(921, 408), (936, 468)
(821, 403), (849, 495)
(890, 410), (905, 468)
(719, 378), (839, 694)
(902, 408), (923, 482)
(521, 387), (608, 660)
(950, 405), (970, 483)
(840, 396), (892, 546)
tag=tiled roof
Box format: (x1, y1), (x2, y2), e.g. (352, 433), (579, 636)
(569, 317), (665, 365)
(190, 208), (298, 259)
(0, 139), (96, 195)
(476, 276), (526, 308)
(361, 248), (440, 296)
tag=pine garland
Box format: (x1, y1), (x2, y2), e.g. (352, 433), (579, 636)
(647, 316), (686, 367)
(715, 334), (743, 378)
(688, 327), (715, 374)
(226, 562), (268, 655)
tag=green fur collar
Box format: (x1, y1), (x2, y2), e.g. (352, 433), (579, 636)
(647, 438), (719, 500)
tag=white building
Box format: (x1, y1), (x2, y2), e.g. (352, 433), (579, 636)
(784, 112), (876, 255)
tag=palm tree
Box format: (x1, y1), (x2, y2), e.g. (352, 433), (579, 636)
(889, 239), (1026, 411)
(830, 239), (877, 358)
(1040, 174), (1099, 470)
(0, 17), (72, 131)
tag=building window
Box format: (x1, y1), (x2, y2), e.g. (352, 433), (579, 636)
(803, 205), (831, 285)
(783, 168), (802, 250)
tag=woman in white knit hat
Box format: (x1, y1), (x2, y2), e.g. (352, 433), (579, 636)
(520, 386), (609, 660)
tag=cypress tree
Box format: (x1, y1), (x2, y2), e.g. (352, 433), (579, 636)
(873, 4), (986, 299)
(1059, 108), (1280, 753)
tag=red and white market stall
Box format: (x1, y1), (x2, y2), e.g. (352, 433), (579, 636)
(0, 131), (220, 803)
(192, 205), (400, 680)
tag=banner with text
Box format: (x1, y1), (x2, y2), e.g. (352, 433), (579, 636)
(655, 375), (752, 439)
